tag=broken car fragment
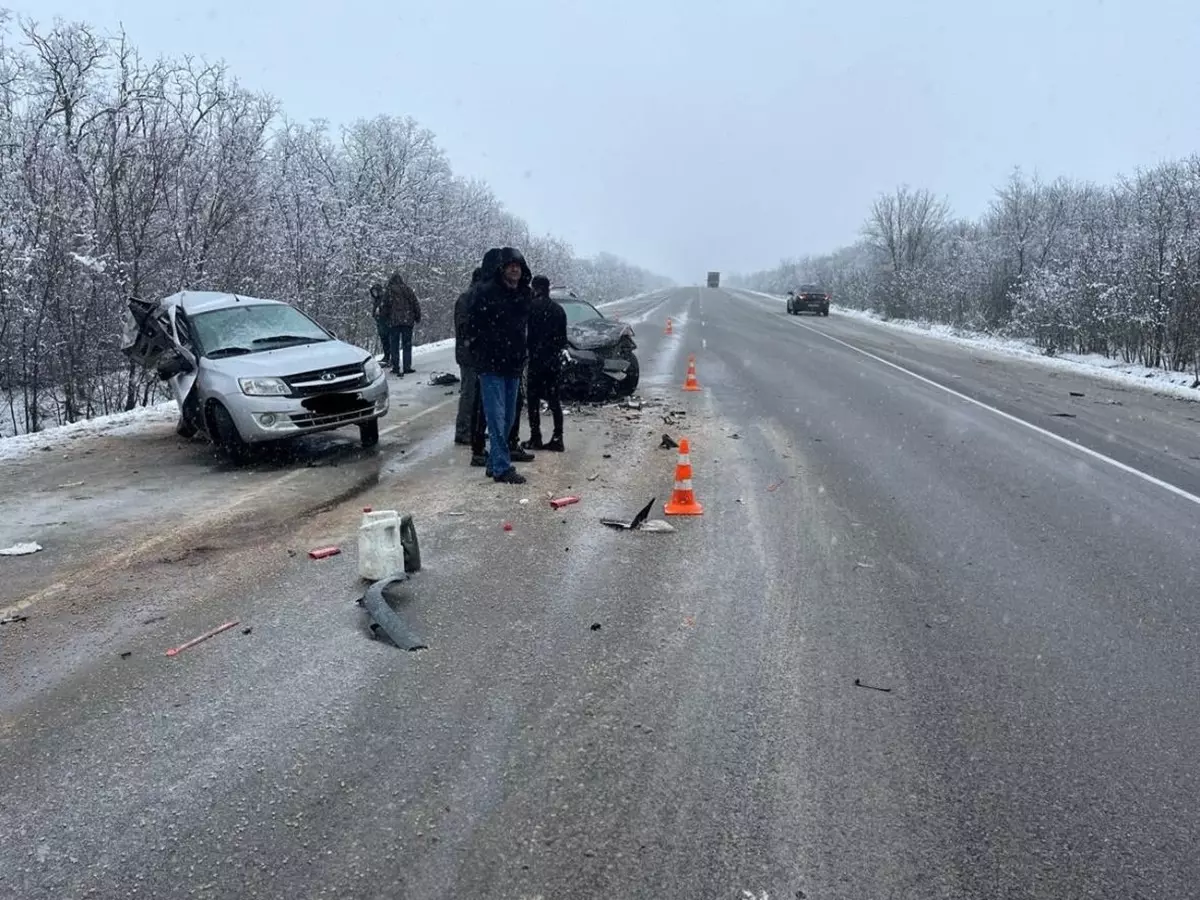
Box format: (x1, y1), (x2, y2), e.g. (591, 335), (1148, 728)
(358, 574), (427, 651)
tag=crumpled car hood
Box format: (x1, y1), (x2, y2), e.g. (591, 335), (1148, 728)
(568, 319), (633, 351)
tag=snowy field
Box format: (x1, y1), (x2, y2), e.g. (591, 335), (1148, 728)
(737, 290), (1200, 402)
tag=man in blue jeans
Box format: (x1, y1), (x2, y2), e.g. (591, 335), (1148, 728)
(465, 247), (534, 484)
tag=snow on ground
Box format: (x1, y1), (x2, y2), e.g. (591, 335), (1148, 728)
(0, 401), (179, 463)
(735, 289), (1200, 402)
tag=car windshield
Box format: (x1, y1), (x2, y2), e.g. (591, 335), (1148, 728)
(190, 303), (329, 357)
(559, 300), (603, 325)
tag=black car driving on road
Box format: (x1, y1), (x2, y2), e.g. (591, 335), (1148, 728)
(552, 289), (640, 400)
(787, 284), (831, 316)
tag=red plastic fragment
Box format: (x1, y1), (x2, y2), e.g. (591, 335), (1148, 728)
(308, 546), (341, 560)
(550, 496), (580, 509)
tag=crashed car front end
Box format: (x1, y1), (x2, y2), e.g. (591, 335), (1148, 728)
(561, 326), (638, 400)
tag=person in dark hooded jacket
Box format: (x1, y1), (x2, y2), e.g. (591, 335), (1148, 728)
(385, 271), (421, 376)
(465, 247), (534, 484)
(454, 267), (483, 446)
(523, 275), (568, 451)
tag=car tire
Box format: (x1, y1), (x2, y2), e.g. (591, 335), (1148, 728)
(176, 394), (201, 438)
(209, 401), (249, 463)
(360, 418), (380, 448)
(821, 307), (830, 317)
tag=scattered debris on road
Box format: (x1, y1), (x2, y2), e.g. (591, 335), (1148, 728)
(429, 372), (460, 386)
(308, 546), (341, 560)
(639, 519), (676, 533)
(590, 622), (602, 631)
(141, 614), (167, 625)
(730, 432), (741, 440)
(165, 620), (239, 657)
(519, 498), (530, 505)
(241, 626), (253, 636)
(56, 481), (85, 489)
(853, 678), (893, 693)
(503, 522), (513, 532)
(0, 541), (42, 556)
(119, 651), (132, 659)
(854, 561), (876, 569)
(358, 574), (427, 651)
(1070, 391), (1085, 397)
(601, 497), (655, 531)
(1, 614), (30, 626)
(550, 496), (580, 509)
(1051, 412), (1077, 418)
(660, 433), (679, 449)
(586, 472), (600, 482)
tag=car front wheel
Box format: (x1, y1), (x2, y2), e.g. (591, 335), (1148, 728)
(209, 402), (249, 463)
(360, 418), (380, 448)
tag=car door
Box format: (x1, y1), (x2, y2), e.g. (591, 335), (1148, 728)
(122, 297), (198, 406)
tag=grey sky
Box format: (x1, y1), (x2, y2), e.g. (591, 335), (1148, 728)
(17, 0), (1200, 280)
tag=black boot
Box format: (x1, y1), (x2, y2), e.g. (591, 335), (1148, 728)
(522, 432), (544, 451)
(509, 442), (535, 463)
(470, 453), (488, 467)
(544, 434), (565, 452)
(494, 467), (527, 484)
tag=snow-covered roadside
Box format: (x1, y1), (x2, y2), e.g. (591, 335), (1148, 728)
(0, 401), (179, 463)
(733, 289), (1200, 402)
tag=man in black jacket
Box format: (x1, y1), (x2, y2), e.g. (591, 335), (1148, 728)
(454, 267), (483, 446)
(523, 275), (568, 451)
(465, 247), (534, 484)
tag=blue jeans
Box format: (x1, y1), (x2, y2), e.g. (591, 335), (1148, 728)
(479, 373), (520, 476)
(388, 324), (414, 373)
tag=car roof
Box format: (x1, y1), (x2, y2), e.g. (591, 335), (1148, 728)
(797, 283), (825, 291)
(161, 290), (287, 316)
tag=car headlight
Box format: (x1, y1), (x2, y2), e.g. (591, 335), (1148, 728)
(239, 376), (290, 396)
(363, 357), (382, 382)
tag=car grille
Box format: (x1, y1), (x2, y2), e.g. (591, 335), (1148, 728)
(289, 404), (375, 429)
(284, 363), (367, 396)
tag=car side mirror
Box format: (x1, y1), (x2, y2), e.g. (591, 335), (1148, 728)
(156, 349), (194, 380)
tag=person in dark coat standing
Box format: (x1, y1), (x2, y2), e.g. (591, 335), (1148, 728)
(369, 282), (391, 369)
(465, 247), (534, 484)
(385, 271), (421, 376)
(454, 267), (483, 446)
(523, 275), (568, 451)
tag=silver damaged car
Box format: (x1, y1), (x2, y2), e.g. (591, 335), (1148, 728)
(123, 291), (389, 460)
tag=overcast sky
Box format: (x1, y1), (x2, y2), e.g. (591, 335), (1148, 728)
(15, 0), (1200, 280)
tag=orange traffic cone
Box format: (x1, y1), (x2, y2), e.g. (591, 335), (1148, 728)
(682, 354), (701, 392)
(665, 317), (673, 335)
(664, 438), (704, 516)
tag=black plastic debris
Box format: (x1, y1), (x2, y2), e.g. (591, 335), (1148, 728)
(1050, 412), (1077, 418)
(590, 622), (602, 631)
(853, 678), (892, 693)
(1069, 391), (1085, 398)
(660, 433), (679, 450)
(0, 614), (29, 626)
(358, 574), (427, 651)
(601, 497), (655, 531)
(241, 626), (253, 635)
(119, 651), (132, 659)
(429, 372), (460, 386)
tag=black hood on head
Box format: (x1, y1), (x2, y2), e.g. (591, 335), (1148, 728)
(480, 246), (532, 288)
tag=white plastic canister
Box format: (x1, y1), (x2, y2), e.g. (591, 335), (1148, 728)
(358, 510), (406, 581)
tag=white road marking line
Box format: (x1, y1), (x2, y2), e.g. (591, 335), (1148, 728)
(787, 318), (1200, 509)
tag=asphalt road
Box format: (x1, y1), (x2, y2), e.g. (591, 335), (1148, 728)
(2, 287), (1198, 899)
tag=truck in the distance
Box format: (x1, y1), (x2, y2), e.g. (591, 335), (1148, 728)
(706, 272), (720, 288)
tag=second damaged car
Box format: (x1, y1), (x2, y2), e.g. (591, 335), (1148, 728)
(552, 289), (640, 401)
(123, 291), (389, 461)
